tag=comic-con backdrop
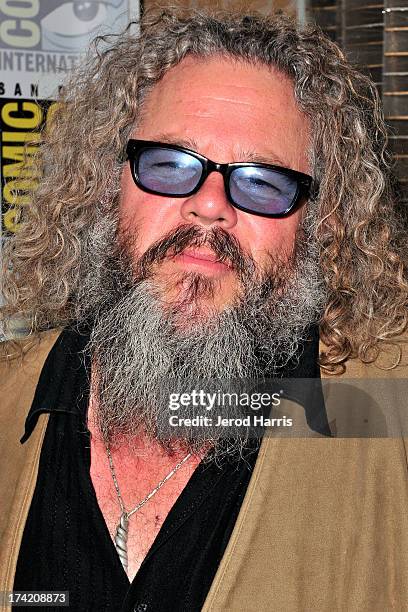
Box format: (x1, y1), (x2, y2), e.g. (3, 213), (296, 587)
(0, 0), (140, 236)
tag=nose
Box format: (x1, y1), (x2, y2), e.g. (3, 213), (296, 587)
(180, 172), (238, 229)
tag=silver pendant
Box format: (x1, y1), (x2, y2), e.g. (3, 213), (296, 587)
(114, 512), (129, 572)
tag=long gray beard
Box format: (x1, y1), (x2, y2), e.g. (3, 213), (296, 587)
(77, 210), (326, 459)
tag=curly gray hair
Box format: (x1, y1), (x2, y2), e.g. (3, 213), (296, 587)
(1, 7), (407, 373)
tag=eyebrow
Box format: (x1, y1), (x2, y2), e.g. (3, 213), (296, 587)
(150, 133), (288, 168)
(236, 147), (287, 167)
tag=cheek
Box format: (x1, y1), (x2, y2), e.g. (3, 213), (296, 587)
(119, 168), (191, 257)
(119, 169), (169, 236)
(243, 206), (304, 261)
(119, 168), (147, 226)
(118, 171), (157, 259)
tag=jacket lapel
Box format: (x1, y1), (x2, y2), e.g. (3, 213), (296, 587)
(0, 330), (60, 602)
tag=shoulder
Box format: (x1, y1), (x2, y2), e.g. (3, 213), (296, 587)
(320, 329), (408, 379)
(0, 329), (62, 409)
(319, 330), (408, 437)
(0, 327), (62, 365)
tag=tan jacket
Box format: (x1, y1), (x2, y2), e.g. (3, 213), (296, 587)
(1, 329), (408, 611)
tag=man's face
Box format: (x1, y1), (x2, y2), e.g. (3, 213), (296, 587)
(86, 55), (321, 448)
(118, 55), (311, 314)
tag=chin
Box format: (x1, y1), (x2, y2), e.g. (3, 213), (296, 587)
(152, 270), (239, 324)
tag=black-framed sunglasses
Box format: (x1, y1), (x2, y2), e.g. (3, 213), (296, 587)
(126, 139), (314, 218)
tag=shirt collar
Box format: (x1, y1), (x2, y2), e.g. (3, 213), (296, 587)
(21, 322), (329, 443)
(21, 325), (91, 443)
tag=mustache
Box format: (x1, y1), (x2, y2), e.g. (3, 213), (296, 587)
(130, 224), (256, 280)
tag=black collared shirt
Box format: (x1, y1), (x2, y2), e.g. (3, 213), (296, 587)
(13, 325), (325, 612)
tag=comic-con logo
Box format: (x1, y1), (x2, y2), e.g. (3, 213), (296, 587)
(0, 0), (128, 52)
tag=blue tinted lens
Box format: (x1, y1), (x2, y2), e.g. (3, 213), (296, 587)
(138, 148), (203, 195)
(229, 167), (298, 215)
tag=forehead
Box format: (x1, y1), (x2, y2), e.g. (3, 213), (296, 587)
(136, 55), (310, 173)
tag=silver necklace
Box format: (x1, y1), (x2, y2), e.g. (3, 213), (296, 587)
(106, 444), (192, 573)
